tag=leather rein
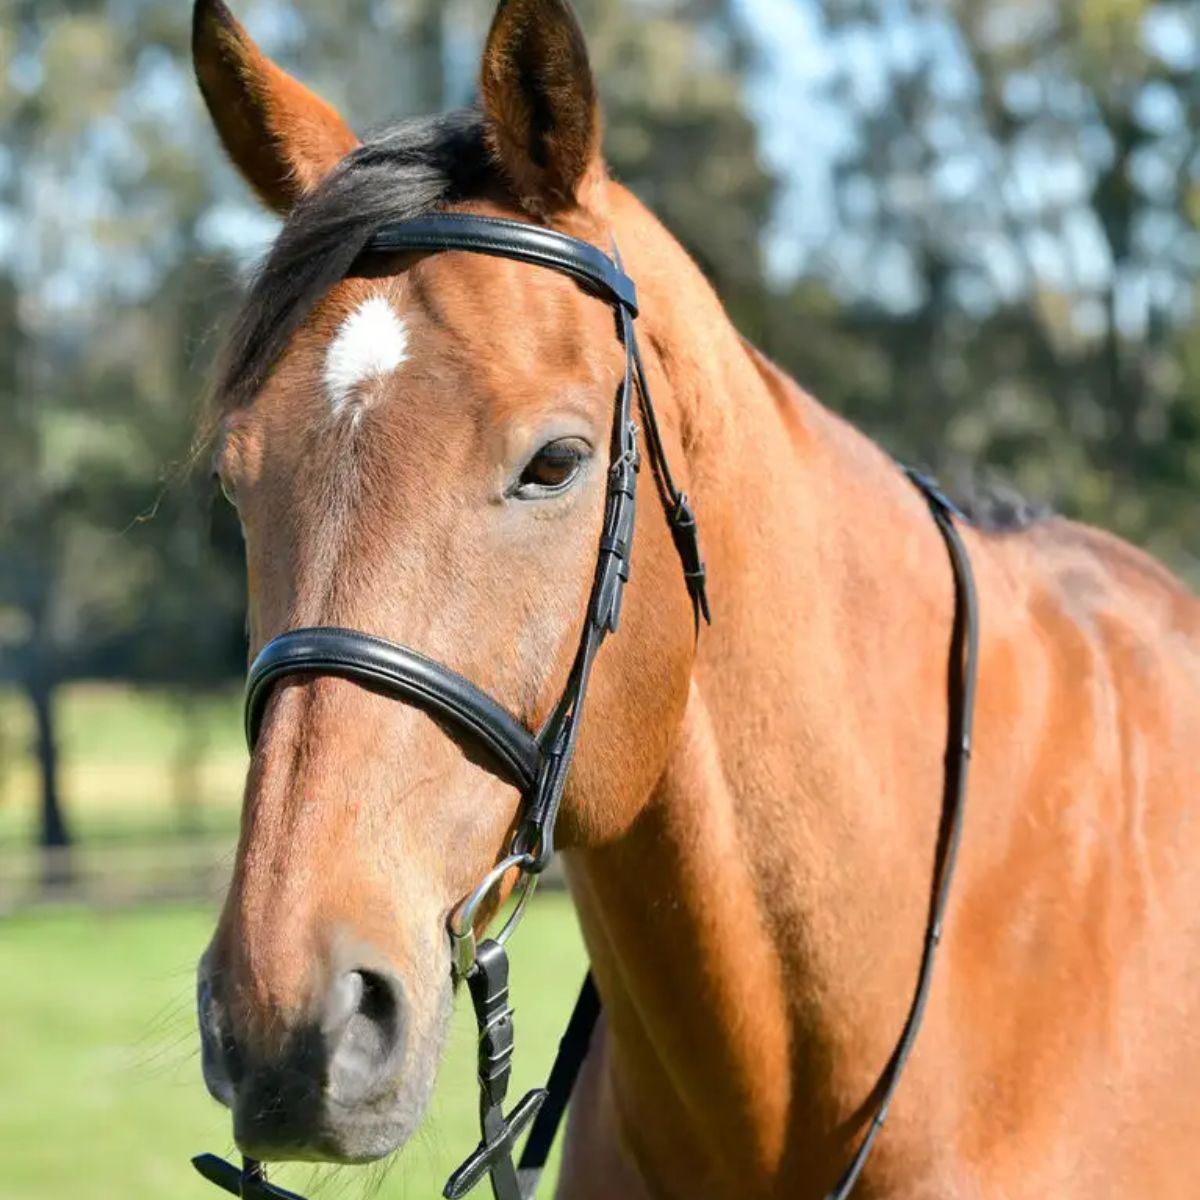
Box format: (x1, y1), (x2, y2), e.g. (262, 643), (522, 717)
(191, 214), (979, 1200)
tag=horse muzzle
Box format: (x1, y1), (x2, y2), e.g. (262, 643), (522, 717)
(196, 946), (423, 1163)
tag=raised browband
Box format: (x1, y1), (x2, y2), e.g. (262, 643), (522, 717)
(244, 627), (543, 793)
(366, 213), (640, 316)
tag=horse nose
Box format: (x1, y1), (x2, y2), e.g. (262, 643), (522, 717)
(322, 968), (406, 1106)
(228, 965), (408, 1156)
(198, 944), (409, 1157)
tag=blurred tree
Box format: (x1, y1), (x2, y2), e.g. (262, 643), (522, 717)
(771, 0), (1198, 577)
(0, 0), (247, 878)
(3, 0), (1192, 883)
(584, 0), (775, 291)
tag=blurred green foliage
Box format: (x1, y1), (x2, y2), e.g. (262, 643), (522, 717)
(754, 0), (1200, 571)
(0, 0), (1196, 855)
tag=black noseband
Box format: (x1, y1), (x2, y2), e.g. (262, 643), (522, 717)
(244, 628), (543, 793)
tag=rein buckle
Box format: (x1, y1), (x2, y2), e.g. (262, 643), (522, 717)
(443, 940), (547, 1200)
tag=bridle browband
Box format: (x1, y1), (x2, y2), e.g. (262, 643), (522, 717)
(192, 214), (979, 1200)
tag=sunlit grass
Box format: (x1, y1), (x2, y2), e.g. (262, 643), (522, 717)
(0, 895), (586, 1199)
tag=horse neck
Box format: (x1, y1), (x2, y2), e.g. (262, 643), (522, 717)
(563, 190), (965, 1189)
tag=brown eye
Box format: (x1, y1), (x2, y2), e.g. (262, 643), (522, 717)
(514, 439), (588, 498)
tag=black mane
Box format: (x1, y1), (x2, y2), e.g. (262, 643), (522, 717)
(216, 108), (495, 411)
(956, 476), (1049, 532)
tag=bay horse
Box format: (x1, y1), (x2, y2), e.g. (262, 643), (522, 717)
(191, 0), (1200, 1196)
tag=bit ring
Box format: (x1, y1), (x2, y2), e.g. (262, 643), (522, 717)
(448, 852), (538, 979)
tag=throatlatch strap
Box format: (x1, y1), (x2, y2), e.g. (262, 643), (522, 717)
(516, 973), (602, 1196)
(621, 258), (710, 629)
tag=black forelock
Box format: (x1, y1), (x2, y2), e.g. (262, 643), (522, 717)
(214, 108), (495, 412)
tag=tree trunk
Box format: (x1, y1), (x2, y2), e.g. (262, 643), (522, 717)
(171, 692), (207, 836)
(28, 675), (71, 889)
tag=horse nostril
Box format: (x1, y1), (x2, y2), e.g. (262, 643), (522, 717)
(198, 969), (241, 1105)
(326, 969), (405, 1106)
(357, 970), (398, 1027)
(325, 969), (366, 1033)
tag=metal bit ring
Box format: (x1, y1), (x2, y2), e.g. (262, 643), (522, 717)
(448, 852), (538, 980)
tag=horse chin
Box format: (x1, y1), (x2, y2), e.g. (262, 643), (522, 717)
(236, 1116), (409, 1166)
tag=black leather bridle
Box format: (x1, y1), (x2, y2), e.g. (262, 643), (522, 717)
(192, 214), (979, 1200)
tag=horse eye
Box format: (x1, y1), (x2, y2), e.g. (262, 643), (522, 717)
(514, 439), (588, 497)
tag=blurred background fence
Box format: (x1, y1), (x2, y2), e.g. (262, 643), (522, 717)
(0, 2), (1195, 1195)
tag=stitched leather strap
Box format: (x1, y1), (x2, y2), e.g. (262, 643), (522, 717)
(367, 214), (640, 316)
(244, 628), (542, 792)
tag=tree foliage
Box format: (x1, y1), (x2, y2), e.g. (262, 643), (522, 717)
(762, 0), (1200, 574)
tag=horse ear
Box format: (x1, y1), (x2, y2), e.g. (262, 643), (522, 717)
(192, 0), (360, 214)
(479, 0), (603, 215)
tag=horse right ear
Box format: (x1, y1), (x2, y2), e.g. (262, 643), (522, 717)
(479, 0), (604, 215)
(192, 0), (360, 214)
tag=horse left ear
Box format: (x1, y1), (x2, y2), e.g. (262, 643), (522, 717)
(193, 0), (360, 214)
(479, 0), (604, 215)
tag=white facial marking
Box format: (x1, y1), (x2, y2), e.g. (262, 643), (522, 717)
(323, 295), (409, 418)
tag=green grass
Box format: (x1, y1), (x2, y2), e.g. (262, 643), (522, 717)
(0, 684), (246, 849)
(0, 895), (587, 1199)
(0, 688), (589, 1192)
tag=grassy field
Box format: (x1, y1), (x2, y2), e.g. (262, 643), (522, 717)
(0, 684), (246, 848)
(1, 685), (587, 1195)
(0, 895), (587, 1199)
